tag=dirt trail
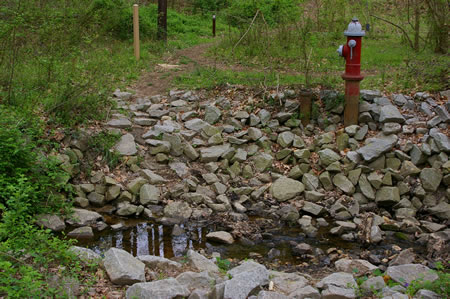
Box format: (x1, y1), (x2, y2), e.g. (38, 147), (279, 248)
(132, 43), (215, 97)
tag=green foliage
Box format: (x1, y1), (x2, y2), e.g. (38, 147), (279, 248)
(192, 0), (231, 14)
(404, 262), (450, 297)
(224, 0), (301, 27)
(216, 257), (231, 273)
(88, 131), (122, 169)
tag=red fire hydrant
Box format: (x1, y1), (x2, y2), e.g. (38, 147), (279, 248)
(337, 17), (365, 126)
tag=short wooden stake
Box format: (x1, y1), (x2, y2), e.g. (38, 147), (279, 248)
(133, 4), (140, 60)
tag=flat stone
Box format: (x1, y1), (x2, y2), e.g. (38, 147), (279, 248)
(139, 184), (160, 205)
(288, 285), (320, 299)
(115, 133), (137, 156)
(221, 261), (269, 299)
(66, 208), (103, 227)
(271, 177), (305, 201)
(104, 248), (145, 285)
(206, 231), (234, 244)
(176, 271), (214, 290)
(107, 118), (132, 128)
(379, 105), (405, 123)
(376, 187), (400, 206)
(333, 173), (355, 194)
(69, 246), (102, 265)
(36, 214), (66, 232)
(357, 137), (397, 162)
(186, 250), (219, 274)
(205, 106), (222, 124)
(139, 169), (167, 184)
(335, 259), (378, 275)
(164, 201), (192, 221)
(199, 144), (231, 162)
(420, 168), (442, 192)
(125, 278), (189, 299)
(67, 226), (94, 239)
(257, 291), (288, 299)
(386, 264), (438, 285)
(318, 149), (341, 166)
(253, 153), (273, 172)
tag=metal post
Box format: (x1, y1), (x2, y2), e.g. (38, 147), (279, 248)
(133, 4), (140, 60)
(213, 15), (216, 37)
(157, 0), (167, 42)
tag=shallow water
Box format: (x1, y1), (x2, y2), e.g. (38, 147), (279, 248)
(70, 216), (422, 266)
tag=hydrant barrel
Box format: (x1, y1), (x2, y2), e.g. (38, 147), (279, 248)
(338, 17), (365, 126)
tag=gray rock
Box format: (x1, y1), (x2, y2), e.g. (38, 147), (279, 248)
(187, 250), (219, 274)
(67, 226), (94, 239)
(222, 261), (269, 299)
(361, 276), (385, 294)
(357, 137), (397, 162)
(104, 248), (145, 285)
(185, 118), (208, 132)
(253, 153), (273, 172)
(386, 264), (438, 285)
(302, 202), (325, 216)
(269, 271), (309, 295)
(288, 285), (320, 299)
(164, 201), (192, 221)
(107, 118), (132, 128)
(248, 127), (263, 141)
(335, 259), (378, 275)
(393, 94), (407, 106)
(66, 208), (103, 227)
(435, 105), (450, 123)
(359, 174), (375, 199)
(379, 105), (405, 123)
(333, 174), (355, 195)
(140, 184), (160, 205)
(257, 291), (288, 299)
(125, 278), (189, 299)
(139, 169), (167, 184)
(69, 246), (102, 265)
(205, 106), (222, 124)
(420, 168), (442, 192)
(278, 131), (294, 148)
(430, 130), (450, 152)
(376, 187), (400, 206)
(36, 214), (65, 232)
(189, 289), (210, 299)
(271, 177), (305, 201)
(169, 162), (190, 178)
(206, 231), (234, 244)
(176, 271), (214, 290)
(115, 133), (137, 156)
(318, 149), (341, 166)
(414, 289), (441, 299)
(199, 144), (231, 162)
(116, 202), (138, 216)
(317, 272), (357, 299)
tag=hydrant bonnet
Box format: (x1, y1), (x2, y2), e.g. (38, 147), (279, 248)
(344, 17), (365, 37)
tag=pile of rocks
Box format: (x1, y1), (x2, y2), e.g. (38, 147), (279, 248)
(37, 87), (449, 259)
(68, 246), (442, 299)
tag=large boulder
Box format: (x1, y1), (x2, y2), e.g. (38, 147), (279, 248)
(386, 264), (438, 285)
(66, 208), (103, 227)
(271, 177), (305, 201)
(104, 248), (145, 285)
(125, 278), (189, 299)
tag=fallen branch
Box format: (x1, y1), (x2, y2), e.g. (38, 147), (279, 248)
(370, 14), (415, 50)
(232, 10), (260, 56)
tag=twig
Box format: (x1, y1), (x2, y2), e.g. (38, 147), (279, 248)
(232, 10), (260, 55)
(370, 14), (415, 49)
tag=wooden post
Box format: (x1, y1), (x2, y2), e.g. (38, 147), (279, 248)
(213, 15), (216, 37)
(157, 0), (168, 42)
(133, 4), (140, 60)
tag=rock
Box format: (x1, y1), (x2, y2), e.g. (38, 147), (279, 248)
(199, 144), (231, 163)
(67, 226), (94, 239)
(221, 261), (269, 299)
(393, 94), (408, 106)
(205, 106), (222, 124)
(386, 264), (438, 285)
(125, 278), (189, 299)
(185, 118), (208, 132)
(379, 105), (405, 123)
(318, 149), (341, 166)
(420, 168), (442, 192)
(253, 153), (273, 172)
(268, 271), (309, 295)
(316, 272), (357, 299)
(139, 169), (167, 184)
(302, 202), (325, 216)
(359, 174), (375, 199)
(400, 161), (421, 177)
(248, 127), (263, 141)
(139, 184), (160, 205)
(128, 178), (148, 194)
(361, 276), (385, 294)
(115, 133), (137, 156)
(390, 248), (416, 266)
(357, 137), (397, 162)
(107, 118), (132, 128)
(169, 162), (190, 178)
(288, 285), (320, 299)
(332, 174), (355, 194)
(278, 131), (294, 148)
(376, 187), (400, 206)
(429, 129), (450, 152)
(187, 250), (219, 274)
(176, 271), (214, 290)
(189, 289), (210, 299)
(271, 177), (305, 201)
(36, 214), (66, 232)
(414, 289), (441, 299)
(206, 231), (234, 244)
(104, 248), (145, 285)
(292, 243), (312, 255)
(164, 201), (192, 221)
(69, 246), (102, 265)
(335, 259), (378, 275)
(257, 291), (288, 299)
(66, 208), (103, 227)
(116, 202), (138, 216)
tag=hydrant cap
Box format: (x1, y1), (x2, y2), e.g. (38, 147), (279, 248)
(344, 17), (365, 37)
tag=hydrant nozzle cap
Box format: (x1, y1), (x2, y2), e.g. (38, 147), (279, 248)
(344, 17), (365, 37)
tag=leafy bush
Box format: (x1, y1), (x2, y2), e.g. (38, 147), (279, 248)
(224, 0), (301, 27)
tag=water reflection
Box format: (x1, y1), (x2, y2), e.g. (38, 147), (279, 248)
(81, 221), (208, 258)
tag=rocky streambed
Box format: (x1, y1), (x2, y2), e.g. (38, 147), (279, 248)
(36, 86), (449, 298)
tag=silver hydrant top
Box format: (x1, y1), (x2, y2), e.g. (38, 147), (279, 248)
(344, 17), (365, 37)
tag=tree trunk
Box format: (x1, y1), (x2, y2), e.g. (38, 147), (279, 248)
(424, 0), (449, 54)
(414, 0), (420, 51)
(157, 0), (167, 42)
